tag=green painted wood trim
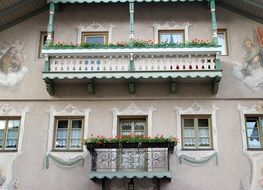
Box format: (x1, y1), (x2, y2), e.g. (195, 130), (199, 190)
(128, 79), (135, 94)
(48, 0), (208, 3)
(210, 0), (218, 45)
(87, 80), (94, 94)
(44, 59), (50, 72)
(215, 56), (221, 70)
(89, 171), (172, 180)
(46, 153), (85, 169)
(217, 2), (263, 24)
(43, 78), (54, 95)
(179, 152), (218, 165)
(171, 78), (176, 94)
(129, 60), (135, 71)
(0, 5), (48, 32)
(212, 76), (221, 94)
(47, 2), (56, 46)
(129, 2), (134, 47)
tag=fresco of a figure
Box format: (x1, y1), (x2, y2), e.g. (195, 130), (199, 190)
(233, 27), (263, 91)
(0, 40), (28, 87)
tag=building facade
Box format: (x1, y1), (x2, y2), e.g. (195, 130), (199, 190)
(0, 0), (263, 189)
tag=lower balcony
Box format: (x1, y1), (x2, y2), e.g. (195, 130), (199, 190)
(86, 142), (175, 190)
(42, 46), (222, 95)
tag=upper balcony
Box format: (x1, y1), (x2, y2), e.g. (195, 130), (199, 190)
(42, 43), (222, 95)
(42, 0), (222, 96)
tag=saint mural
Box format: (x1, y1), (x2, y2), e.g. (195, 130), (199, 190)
(233, 27), (263, 91)
(0, 40), (28, 87)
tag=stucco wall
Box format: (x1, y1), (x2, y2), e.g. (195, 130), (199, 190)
(0, 2), (262, 190)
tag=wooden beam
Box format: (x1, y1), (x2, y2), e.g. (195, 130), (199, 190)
(171, 78), (176, 94)
(0, 5), (48, 32)
(128, 79), (135, 94)
(242, 0), (263, 9)
(0, 0), (36, 17)
(217, 2), (263, 24)
(43, 78), (54, 96)
(212, 76), (221, 94)
(87, 80), (94, 95)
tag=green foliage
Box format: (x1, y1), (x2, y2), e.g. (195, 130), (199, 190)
(46, 39), (218, 49)
(84, 134), (178, 145)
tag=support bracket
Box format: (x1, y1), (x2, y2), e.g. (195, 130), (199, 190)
(128, 79), (135, 94)
(171, 78), (177, 94)
(212, 76), (221, 94)
(43, 78), (54, 96)
(87, 80), (94, 95)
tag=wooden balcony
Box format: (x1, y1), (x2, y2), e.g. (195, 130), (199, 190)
(42, 46), (222, 95)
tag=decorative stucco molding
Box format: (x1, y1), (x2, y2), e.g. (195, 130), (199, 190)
(76, 22), (116, 44)
(46, 105), (92, 168)
(111, 103), (155, 137)
(237, 102), (263, 190)
(152, 21), (191, 44)
(175, 102), (219, 166)
(0, 104), (29, 190)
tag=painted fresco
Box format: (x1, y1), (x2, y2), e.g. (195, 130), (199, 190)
(0, 40), (28, 87)
(233, 27), (263, 91)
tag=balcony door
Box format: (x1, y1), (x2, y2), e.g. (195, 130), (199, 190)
(117, 117), (147, 171)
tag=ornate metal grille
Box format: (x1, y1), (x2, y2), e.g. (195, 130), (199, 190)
(91, 148), (169, 172)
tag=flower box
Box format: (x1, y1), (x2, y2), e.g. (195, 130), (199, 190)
(85, 141), (176, 153)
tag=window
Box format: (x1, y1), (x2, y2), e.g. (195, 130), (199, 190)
(38, 31), (48, 58)
(0, 118), (20, 151)
(182, 116), (212, 149)
(158, 30), (185, 44)
(245, 116), (263, 149)
(53, 117), (84, 151)
(118, 118), (147, 137)
(81, 32), (108, 44)
(217, 29), (229, 56)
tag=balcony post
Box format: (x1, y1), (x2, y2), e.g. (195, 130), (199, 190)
(129, 2), (134, 47)
(210, 0), (218, 45)
(46, 2), (55, 47)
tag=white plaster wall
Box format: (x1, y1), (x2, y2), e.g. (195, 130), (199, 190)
(6, 100), (250, 190)
(0, 2), (262, 190)
(0, 3), (262, 99)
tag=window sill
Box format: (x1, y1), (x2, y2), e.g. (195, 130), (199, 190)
(181, 148), (214, 151)
(51, 149), (84, 152)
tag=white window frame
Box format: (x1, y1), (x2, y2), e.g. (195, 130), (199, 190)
(175, 103), (219, 165)
(47, 105), (92, 167)
(217, 29), (229, 56)
(237, 102), (263, 190)
(76, 22), (115, 45)
(0, 104), (29, 189)
(111, 103), (155, 138)
(152, 21), (191, 44)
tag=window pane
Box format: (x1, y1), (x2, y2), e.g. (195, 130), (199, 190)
(5, 120), (20, 149)
(120, 121), (132, 132)
(198, 119), (209, 127)
(199, 128), (210, 146)
(0, 120), (5, 149)
(70, 120), (82, 148)
(86, 36), (105, 44)
(160, 33), (184, 44)
(184, 119), (194, 127)
(183, 128), (195, 147)
(246, 119), (261, 149)
(218, 32), (227, 55)
(56, 120), (68, 148)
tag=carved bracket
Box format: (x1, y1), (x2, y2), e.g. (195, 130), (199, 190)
(128, 79), (135, 94)
(43, 78), (54, 96)
(171, 78), (176, 94)
(212, 76), (221, 94)
(87, 80), (94, 95)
